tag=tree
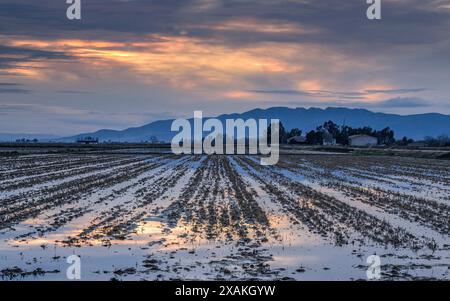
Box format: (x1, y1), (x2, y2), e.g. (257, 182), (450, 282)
(424, 135), (450, 147)
(398, 136), (414, 146)
(322, 120), (339, 138)
(279, 122), (288, 144)
(376, 127), (395, 145)
(288, 128), (302, 139)
(437, 135), (450, 147)
(306, 130), (323, 145)
(267, 122), (288, 144)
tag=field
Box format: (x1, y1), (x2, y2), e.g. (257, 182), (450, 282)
(0, 147), (449, 280)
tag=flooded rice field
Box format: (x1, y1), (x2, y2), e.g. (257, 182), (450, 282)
(0, 153), (449, 280)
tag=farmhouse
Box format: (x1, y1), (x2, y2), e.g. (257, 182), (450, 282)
(287, 135), (307, 144)
(349, 134), (377, 147)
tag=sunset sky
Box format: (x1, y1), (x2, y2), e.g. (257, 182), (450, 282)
(1, 0), (449, 135)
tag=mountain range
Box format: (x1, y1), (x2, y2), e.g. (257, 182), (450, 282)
(55, 107), (450, 142)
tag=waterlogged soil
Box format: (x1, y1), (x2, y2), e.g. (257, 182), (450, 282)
(0, 153), (449, 280)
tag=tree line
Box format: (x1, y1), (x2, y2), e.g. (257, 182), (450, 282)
(269, 120), (396, 146)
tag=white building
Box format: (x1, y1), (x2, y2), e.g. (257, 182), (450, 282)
(287, 135), (307, 144)
(349, 134), (378, 147)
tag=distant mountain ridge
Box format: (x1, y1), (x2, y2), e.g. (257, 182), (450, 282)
(58, 107), (450, 142)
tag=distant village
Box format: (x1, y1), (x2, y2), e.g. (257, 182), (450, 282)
(11, 120), (450, 148)
(269, 120), (450, 147)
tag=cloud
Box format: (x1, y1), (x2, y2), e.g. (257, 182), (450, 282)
(0, 0), (448, 134)
(0, 46), (72, 71)
(1, 0), (449, 46)
(0, 45), (74, 78)
(247, 89), (311, 96)
(0, 88), (31, 94)
(57, 90), (94, 95)
(0, 82), (31, 94)
(374, 97), (430, 108)
(247, 87), (427, 99)
(0, 103), (38, 113)
(365, 88), (428, 94)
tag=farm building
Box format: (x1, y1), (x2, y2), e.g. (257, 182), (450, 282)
(349, 134), (378, 146)
(287, 135), (307, 144)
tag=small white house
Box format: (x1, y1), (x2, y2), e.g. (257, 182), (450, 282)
(287, 135), (307, 144)
(349, 134), (378, 147)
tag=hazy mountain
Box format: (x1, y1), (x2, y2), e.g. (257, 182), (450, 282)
(0, 133), (61, 142)
(59, 107), (450, 142)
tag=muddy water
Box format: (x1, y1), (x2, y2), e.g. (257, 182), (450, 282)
(0, 154), (449, 280)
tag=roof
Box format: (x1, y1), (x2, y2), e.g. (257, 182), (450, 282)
(287, 135), (307, 143)
(348, 134), (377, 139)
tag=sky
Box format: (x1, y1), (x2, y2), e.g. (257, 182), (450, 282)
(0, 0), (449, 136)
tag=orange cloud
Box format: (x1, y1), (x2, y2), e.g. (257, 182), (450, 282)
(362, 84), (396, 102)
(0, 35), (303, 87)
(298, 80), (323, 91)
(192, 18), (321, 34)
(224, 91), (253, 99)
(0, 34), (389, 103)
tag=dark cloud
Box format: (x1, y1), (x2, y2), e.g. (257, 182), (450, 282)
(0, 45), (74, 71)
(366, 88), (428, 94)
(0, 104), (34, 113)
(0, 82), (31, 94)
(0, 0), (449, 45)
(57, 90), (94, 95)
(0, 46), (70, 60)
(0, 88), (31, 94)
(0, 82), (22, 86)
(375, 97), (430, 108)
